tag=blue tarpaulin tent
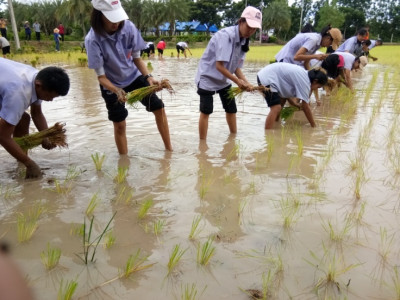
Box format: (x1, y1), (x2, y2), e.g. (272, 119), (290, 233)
(159, 21), (218, 33)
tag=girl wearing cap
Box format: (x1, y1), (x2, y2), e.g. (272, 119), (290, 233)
(336, 28), (368, 56)
(257, 63), (328, 129)
(195, 6), (262, 140)
(332, 52), (367, 91)
(275, 26), (342, 70)
(85, 0), (172, 154)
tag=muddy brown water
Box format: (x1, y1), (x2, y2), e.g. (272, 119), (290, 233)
(0, 57), (399, 299)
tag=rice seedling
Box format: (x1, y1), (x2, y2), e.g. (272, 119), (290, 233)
(322, 215), (353, 248)
(181, 283), (205, 300)
(363, 69), (378, 106)
(17, 203), (45, 242)
(188, 215), (203, 240)
(14, 122), (67, 151)
(65, 165), (83, 181)
(119, 249), (155, 278)
(227, 85), (268, 100)
(41, 243), (61, 270)
(378, 227), (395, 264)
(153, 219), (166, 236)
(265, 133), (275, 164)
(167, 244), (187, 275)
(0, 184), (18, 200)
(77, 212), (116, 264)
(294, 127), (303, 157)
(114, 166), (128, 184)
(238, 197), (249, 225)
(280, 106), (300, 121)
(196, 237), (216, 266)
(243, 270), (274, 300)
(226, 140), (241, 162)
(58, 279), (78, 300)
(389, 266), (400, 299)
(126, 79), (174, 108)
(91, 152), (106, 171)
(70, 223), (84, 237)
(138, 197), (153, 219)
(85, 193), (99, 216)
(354, 167), (367, 200)
(147, 61), (153, 72)
(104, 231), (116, 249)
(305, 250), (359, 298)
(114, 186), (134, 204)
(279, 194), (300, 230)
(77, 57), (87, 67)
(51, 179), (72, 195)
(198, 165), (213, 199)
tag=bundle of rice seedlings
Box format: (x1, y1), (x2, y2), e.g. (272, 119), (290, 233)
(14, 122), (67, 151)
(280, 106), (300, 121)
(126, 79), (174, 108)
(227, 85), (269, 100)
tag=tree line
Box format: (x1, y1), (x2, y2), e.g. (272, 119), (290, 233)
(0, 0), (398, 42)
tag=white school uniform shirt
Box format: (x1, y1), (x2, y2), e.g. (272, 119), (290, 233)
(257, 62), (311, 103)
(195, 25), (246, 91)
(177, 42), (188, 48)
(0, 57), (40, 126)
(334, 51), (355, 70)
(309, 50), (323, 69)
(336, 36), (359, 54)
(368, 40), (377, 50)
(275, 32), (322, 66)
(85, 21), (146, 88)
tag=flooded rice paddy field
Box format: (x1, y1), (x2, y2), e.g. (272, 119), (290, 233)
(1, 56), (400, 300)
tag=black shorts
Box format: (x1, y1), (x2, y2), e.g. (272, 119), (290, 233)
(100, 75), (164, 123)
(2, 46), (10, 55)
(149, 44), (155, 53)
(157, 48), (164, 54)
(176, 45), (185, 53)
(197, 84), (236, 115)
(257, 76), (281, 107)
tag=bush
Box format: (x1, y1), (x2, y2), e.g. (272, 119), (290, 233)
(267, 35), (278, 43)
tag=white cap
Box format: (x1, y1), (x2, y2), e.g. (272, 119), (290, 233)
(241, 6), (262, 29)
(359, 56), (368, 70)
(91, 0), (129, 23)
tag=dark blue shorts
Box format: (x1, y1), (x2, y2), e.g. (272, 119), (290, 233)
(100, 75), (164, 123)
(197, 84), (236, 115)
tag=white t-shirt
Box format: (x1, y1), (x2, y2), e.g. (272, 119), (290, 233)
(334, 51), (355, 70)
(0, 58), (40, 125)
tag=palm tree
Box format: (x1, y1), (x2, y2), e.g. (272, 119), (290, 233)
(142, 0), (166, 37)
(263, 0), (292, 38)
(56, 0), (91, 37)
(163, 0), (189, 36)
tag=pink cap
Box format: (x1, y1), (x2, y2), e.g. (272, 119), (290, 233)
(241, 6), (262, 29)
(337, 55), (344, 68)
(91, 0), (129, 23)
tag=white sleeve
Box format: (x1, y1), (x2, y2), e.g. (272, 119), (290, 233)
(132, 51), (141, 59)
(95, 66), (105, 76)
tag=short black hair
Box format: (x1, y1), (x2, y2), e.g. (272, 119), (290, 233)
(321, 54), (340, 78)
(308, 68), (328, 85)
(36, 67), (70, 96)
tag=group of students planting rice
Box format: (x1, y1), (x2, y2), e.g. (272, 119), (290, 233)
(0, 0), (380, 181)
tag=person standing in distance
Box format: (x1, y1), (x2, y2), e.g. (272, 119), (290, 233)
(85, 0), (172, 154)
(195, 6), (262, 140)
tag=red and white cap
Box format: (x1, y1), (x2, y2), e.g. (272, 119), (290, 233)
(241, 6), (262, 29)
(91, 0), (129, 23)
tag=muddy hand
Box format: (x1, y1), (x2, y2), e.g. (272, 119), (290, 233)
(115, 88), (126, 103)
(25, 160), (42, 179)
(42, 137), (56, 150)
